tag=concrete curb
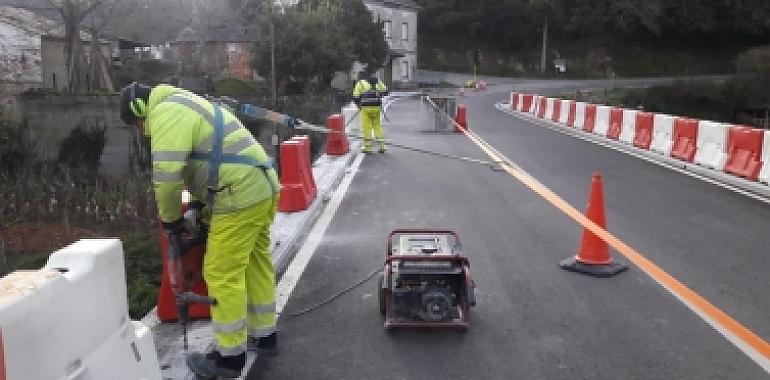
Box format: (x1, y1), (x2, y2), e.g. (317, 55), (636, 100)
(495, 103), (770, 201)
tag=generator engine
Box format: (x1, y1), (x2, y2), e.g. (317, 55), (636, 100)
(392, 275), (458, 321)
(380, 230), (474, 328)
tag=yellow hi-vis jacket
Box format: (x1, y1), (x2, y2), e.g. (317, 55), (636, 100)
(144, 85), (279, 223)
(353, 78), (388, 107)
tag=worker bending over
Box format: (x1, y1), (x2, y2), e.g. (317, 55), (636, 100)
(120, 83), (280, 378)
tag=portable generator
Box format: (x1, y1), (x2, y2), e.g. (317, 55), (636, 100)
(378, 229), (476, 330)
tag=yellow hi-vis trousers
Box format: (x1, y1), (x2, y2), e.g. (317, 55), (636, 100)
(204, 197), (277, 357)
(360, 106), (385, 152)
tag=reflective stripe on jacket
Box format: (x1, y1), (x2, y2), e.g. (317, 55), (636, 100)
(353, 79), (388, 107)
(145, 85), (279, 223)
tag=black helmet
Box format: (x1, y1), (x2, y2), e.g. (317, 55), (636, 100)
(120, 82), (152, 125)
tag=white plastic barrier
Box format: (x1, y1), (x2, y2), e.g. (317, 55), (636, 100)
(574, 102), (586, 129)
(651, 114), (675, 155)
(0, 239), (161, 380)
(559, 100), (571, 124)
(593, 106), (611, 136)
(620, 109), (638, 144)
(694, 121), (729, 170)
(759, 130), (770, 184)
(342, 103), (360, 133)
(544, 98), (556, 120)
(532, 96), (541, 114)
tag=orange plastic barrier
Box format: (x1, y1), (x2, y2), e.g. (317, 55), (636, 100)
(633, 112), (654, 149)
(455, 104), (468, 132)
(156, 202), (210, 322)
(567, 101), (577, 127)
(521, 95), (533, 112)
(607, 108), (624, 140)
(583, 104), (597, 132)
(551, 99), (561, 122)
(724, 126), (764, 181)
(537, 97), (547, 118)
(325, 114), (349, 156)
(292, 135), (317, 200)
(510, 92), (519, 110)
(278, 140), (314, 212)
(671, 118), (699, 162)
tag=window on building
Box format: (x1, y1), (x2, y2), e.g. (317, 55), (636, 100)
(402, 22), (408, 42)
(402, 59), (409, 79)
(384, 21), (392, 39)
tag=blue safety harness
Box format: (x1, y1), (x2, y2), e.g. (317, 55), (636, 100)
(188, 105), (277, 209)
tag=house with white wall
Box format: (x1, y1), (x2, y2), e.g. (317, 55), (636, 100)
(363, 0), (418, 87)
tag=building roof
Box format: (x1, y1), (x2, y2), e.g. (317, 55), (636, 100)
(175, 25), (261, 43)
(0, 5), (95, 40)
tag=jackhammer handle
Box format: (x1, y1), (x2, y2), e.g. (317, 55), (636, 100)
(178, 291), (218, 306)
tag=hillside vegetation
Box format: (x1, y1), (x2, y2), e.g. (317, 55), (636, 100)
(415, 0), (770, 77)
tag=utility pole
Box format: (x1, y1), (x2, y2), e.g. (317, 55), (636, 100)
(269, 5), (277, 108)
(540, 12), (548, 75)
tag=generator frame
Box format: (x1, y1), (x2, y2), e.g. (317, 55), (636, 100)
(380, 229), (475, 330)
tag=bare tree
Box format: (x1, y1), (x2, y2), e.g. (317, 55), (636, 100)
(47, 0), (103, 92)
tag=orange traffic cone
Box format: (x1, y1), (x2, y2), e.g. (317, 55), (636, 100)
(560, 172), (628, 277)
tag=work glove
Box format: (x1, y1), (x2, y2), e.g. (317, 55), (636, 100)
(285, 116), (301, 128)
(183, 201), (205, 236)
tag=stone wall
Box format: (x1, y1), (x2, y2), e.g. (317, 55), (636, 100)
(19, 92), (134, 175)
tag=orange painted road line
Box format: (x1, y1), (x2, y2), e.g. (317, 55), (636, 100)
(437, 103), (770, 371)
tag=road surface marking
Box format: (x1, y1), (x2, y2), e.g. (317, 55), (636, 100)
(275, 153), (366, 314)
(451, 102), (770, 372)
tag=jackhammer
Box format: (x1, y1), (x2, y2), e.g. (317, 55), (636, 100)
(164, 219), (217, 351)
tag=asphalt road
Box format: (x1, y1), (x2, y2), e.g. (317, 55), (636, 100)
(247, 83), (770, 379)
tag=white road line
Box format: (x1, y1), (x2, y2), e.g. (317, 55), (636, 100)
(495, 103), (770, 205)
(275, 153), (366, 314)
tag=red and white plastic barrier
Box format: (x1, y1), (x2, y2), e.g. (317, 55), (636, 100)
(651, 114), (675, 155)
(325, 115), (349, 155)
(694, 121), (729, 170)
(607, 108), (623, 140)
(620, 110), (638, 145)
(574, 102), (587, 130)
(278, 139), (316, 212)
(551, 99), (562, 123)
(544, 98), (556, 120)
(633, 112), (654, 149)
(671, 118), (699, 162)
(567, 101), (577, 127)
(510, 93), (519, 111)
(521, 95), (534, 113)
(593, 106), (611, 136)
(583, 104), (597, 132)
(724, 126), (764, 181)
(505, 93), (770, 186)
(759, 130), (770, 184)
(559, 100), (571, 125)
(537, 97), (547, 118)
(0, 240), (161, 380)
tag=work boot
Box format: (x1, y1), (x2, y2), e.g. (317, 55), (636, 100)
(247, 332), (279, 357)
(186, 350), (245, 379)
